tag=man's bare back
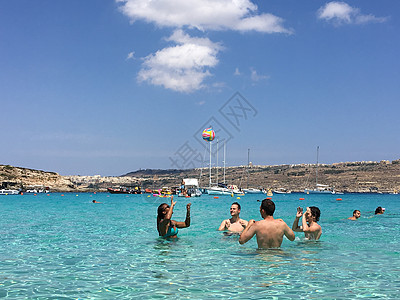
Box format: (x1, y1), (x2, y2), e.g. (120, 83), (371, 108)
(239, 199), (295, 249)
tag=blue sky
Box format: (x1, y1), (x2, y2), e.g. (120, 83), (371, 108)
(1, 0), (399, 176)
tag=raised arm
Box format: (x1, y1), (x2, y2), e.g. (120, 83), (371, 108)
(284, 222), (296, 241)
(292, 207), (304, 232)
(301, 211), (309, 231)
(175, 202), (191, 228)
(239, 219), (256, 245)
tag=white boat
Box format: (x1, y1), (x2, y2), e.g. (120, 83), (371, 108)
(304, 146), (335, 194)
(0, 189), (20, 195)
(243, 188), (266, 194)
(273, 188), (292, 194)
(305, 184), (335, 194)
(206, 186), (233, 195)
(206, 184), (242, 195)
(178, 178), (202, 197)
(25, 185), (50, 193)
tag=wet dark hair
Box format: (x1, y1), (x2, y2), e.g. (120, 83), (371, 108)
(375, 206), (383, 215)
(309, 206), (321, 222)
(157, 203), (169, 220)
(353, 209), (360, 215)
(260, 199), (275, 216)
(231, 202), (241, 210)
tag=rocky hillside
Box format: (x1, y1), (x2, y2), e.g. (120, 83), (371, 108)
(2, 158), (400, 193)
(0, 165), (75, 192)
(123, 159), (400, 193)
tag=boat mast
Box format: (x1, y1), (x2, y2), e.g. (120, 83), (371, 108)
(216, 139), (219, 185)
(247, 148), (250, 188)
(316, 146), (319, 187)
(223, 141), (226, 184)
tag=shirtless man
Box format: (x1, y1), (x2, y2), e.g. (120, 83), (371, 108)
(292, 206), (322, 240)
(348, 209), (361, 220)
(239, 199), (295, 248)
(218, 202), (248, 233)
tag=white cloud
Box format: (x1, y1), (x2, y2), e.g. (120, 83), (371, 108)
(126, 51), (135, 60)
(116, 0), (292, 33)
(317, 1), (388, 25)
(234, 68), (241, 76)
(250, 68), (269, 82)
(137, 30), (222, 93)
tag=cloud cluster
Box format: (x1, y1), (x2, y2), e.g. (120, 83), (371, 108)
(117, 1), (388, 93)
(137, 30), (222, 93)
(117, 0), (291, 92)
(317, 1), (387, 25)
(117, 0), (291, 33)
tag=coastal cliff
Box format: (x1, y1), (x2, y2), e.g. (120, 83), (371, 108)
(1, 159), (399, 193)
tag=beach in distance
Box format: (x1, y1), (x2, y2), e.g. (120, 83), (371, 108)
(0, 192), (399, 298)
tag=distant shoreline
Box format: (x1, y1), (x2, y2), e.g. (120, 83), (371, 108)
(1, 159), (400, 193)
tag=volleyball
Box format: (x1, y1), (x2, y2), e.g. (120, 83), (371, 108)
(202, 127), (215, 142)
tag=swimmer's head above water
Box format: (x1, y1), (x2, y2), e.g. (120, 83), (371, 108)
(157, 203), (171, 220)
(230, 202), (241, 216)
(353, 210), (361, 219)
(260, 199), (275, 217)
(308, 206), (321, 222)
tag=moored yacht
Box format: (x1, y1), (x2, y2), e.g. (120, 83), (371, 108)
(0, 189), (20, 195)
(243, 188), (266, 194)
(304, 146), (335, 195)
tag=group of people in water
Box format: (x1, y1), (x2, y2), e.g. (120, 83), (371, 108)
(156, 196), (323, 249)
(157, 196), (387, 249)
(347, 206), (385, 220)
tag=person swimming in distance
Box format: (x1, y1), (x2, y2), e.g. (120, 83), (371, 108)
(348, 210), (361, 220)
(292, 206), (322, 240)
(239, 199), (295, 249)
(375, 206), (385, 215)
(92, 200), (101, 203)
(218, 202), (248, 234)
(157, 196), (191, 238)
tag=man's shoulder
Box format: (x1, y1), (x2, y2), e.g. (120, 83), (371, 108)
(311, 222), (322, 231)
(274, 218), (288, 224)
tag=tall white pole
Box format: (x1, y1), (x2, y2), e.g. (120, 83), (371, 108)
(223, 141), (226, 184)
(216, 139), (219, 185)
(247, 148), (250, 188)
(209, 141), (212, 187)
(316, 146), (319, 186)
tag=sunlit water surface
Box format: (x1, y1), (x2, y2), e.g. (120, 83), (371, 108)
(1, 193), (399, 299)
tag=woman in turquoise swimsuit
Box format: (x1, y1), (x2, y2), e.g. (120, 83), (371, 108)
(157, 196), (191, 238)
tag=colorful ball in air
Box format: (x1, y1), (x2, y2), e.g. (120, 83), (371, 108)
(202, 127), (215, 142)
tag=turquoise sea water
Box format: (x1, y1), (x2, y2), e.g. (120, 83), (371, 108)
(0, 193), (399, 299)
